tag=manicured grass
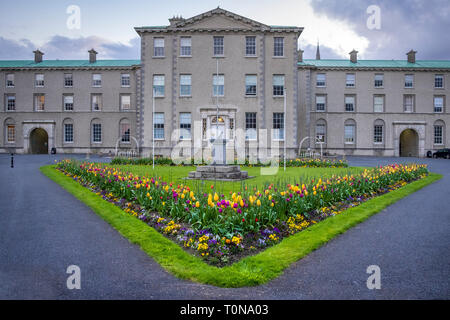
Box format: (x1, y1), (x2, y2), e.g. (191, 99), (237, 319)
(40, 165), (441, 288)
(109, 164), (366, 195)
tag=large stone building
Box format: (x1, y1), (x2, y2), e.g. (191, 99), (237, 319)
(1, 8), (449, 158)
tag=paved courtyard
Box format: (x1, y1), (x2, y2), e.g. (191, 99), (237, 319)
(0, 154), (449, 299)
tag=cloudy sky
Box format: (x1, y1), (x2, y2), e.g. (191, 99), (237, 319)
(0, 0), (448, 61)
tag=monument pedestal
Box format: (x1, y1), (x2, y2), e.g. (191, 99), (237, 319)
(187, 165), (250, 181)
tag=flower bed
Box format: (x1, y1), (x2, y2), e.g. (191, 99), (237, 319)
(110, 156), (348, 168)
(56, 160), (428, 266)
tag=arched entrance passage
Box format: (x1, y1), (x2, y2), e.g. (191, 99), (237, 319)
(399, 129), (418, 157)
(30, 128), (48, 154)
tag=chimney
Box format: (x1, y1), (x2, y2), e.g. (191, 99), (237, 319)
(33, 50), (44, 63)
(407, 49), (417, 64)
(298, 49), (304, 62)
(349, 49), (358, 63)
(88, 48), (98, 63)
(169, 15), (185, 27)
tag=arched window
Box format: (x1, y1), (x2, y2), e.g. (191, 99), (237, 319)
(434, 120), (445, 145)
(63, 118), (74, 143)
(315, 119), (327, 144)
(373, 119), (385, 144)
(344, 119), (356, 144)
(119, 118), (131, 143)
(91, 118), (102, 143)
(4, 118), (16, 144)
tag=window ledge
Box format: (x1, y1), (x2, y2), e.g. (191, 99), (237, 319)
(152, 56), (166, 59)
(245, 95), (257, 98)
(179, 55), (192, 58)
(245, 55), (258, 58)
(212, 56), (225, 58)
(272, 56), (285, 59)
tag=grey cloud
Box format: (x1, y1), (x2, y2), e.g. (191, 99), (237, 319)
(301, 43), (343, 60)
(0, 35), (140, 60)
(310, 0), (450, 59)
(0, 37), (35, 59)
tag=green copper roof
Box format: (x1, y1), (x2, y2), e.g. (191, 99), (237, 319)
(298, 59), (450, 69)
(0, 60), (141, 68)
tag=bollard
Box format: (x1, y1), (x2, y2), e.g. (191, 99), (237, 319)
(11, 153), (14, 168)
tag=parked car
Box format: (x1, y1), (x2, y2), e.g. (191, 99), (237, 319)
(433, 148), (450, 159)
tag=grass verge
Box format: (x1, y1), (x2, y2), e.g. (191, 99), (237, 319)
(40, 165), (441, 288)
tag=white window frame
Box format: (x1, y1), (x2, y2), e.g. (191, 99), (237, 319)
(153, 75), (165, 97)
(35, 74), (44, 87)
(245, 112), (257, 141)
(344, 124), (355, 144)
(405, 74), (414, 88)
(434, 74), (444, 89)
(91, 94), (102, 111)
(153, 112), (165, 140)
(6, 94), (15, 111)
(92, 123), (102, 143)
(64, 94), (74, 111)
(154, 38), (165, 57)
(7, 125), (15, 143)
(180, 74), (192, 97)
(64, 73), (73, 87)
(213, 36), (224, 56)
(434, 125), (443, 145)
(374, 74), (384, 88)
(316, 95), (326, 112)
(404, 94), (414, 113)
(92, 74), (102, 87)
(179, 112), (191, 140)
(345, 95), (355, 112)
(120, 123), (131, 143)
(374, 125), (383, 144)
(64, 123), (74, 143)
(273, 75), (285, 97)
(245, 75), (257, 96)
(434, 96), (444, 113)
(180, 37), (191, 57)
(213, 74), (224, 97)
(245, 36), (256, 56)
(272, 112), (285, 141)
(273, 37), (284, 57)
(34, 94), (45, 111)
(6, 73), (14, 87)
(120, 94), (131, 110)
(346, 73), (355, 87)
(121, 73), (130, 87)
(316, 73), (326, 87)
(374, 95), (384, 113)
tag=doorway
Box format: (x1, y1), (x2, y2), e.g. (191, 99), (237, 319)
(30, 128), (48, 154)
(399, 129), (418, 157)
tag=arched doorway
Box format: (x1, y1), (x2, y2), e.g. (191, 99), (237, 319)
(30, 128), (48, 154)
(399, 129), (418, 157)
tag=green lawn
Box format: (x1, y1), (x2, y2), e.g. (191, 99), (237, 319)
(41, 164), (441, 287)
(109, 164), (366, 194)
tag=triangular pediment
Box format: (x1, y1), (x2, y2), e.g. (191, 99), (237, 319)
(173, 8), (269, 30)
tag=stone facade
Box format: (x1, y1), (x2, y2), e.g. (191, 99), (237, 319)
(0, 8), (449, 158)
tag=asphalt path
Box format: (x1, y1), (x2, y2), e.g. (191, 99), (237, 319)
(0, 154), (448, 299)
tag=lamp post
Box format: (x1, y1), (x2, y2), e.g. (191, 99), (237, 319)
(152, 87), (155, 170)
(284, 87), (286, 172)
